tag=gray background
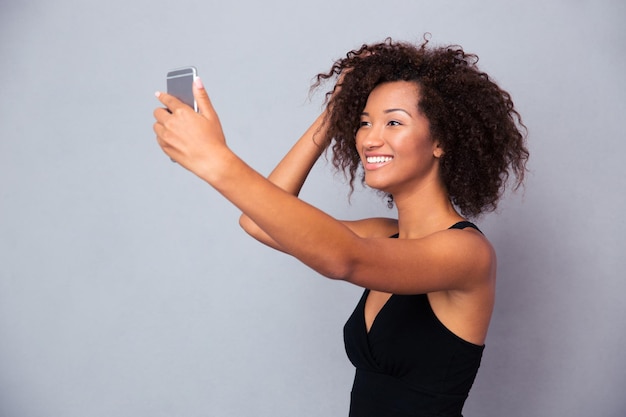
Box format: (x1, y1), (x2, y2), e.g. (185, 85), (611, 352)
(1, 0), (624, 416)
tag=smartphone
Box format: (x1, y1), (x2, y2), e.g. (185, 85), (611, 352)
(166, 66), (198, 111)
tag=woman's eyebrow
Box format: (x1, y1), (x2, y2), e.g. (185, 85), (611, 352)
(384, 108), (412, 116)
(361, 108), (412, 116)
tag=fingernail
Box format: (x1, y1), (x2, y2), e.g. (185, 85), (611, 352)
(155, 91), (161, 98)
(194, 77), (204, 90)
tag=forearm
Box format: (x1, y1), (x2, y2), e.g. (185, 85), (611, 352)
(266, 112), (328, 193)
(239, 112), (329, 247)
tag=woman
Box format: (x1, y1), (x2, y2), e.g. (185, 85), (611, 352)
(153, 38), (528, 417)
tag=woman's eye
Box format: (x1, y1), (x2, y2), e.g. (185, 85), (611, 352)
(359, 121), (371, 127)
(388, 120), (401, 126)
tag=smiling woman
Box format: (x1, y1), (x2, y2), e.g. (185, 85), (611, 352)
(153, 37), (528, 417)
(355, 81), (438, 198)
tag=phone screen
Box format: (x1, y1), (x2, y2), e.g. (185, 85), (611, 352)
(166, 67), (197, 111)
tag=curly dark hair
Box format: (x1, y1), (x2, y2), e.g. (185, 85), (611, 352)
(312, 37), (529, 218)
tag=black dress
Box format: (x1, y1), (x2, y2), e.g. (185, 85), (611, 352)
(343, 222), (485, 417)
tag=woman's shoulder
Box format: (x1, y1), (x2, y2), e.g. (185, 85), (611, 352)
(341, 217), (398, 238)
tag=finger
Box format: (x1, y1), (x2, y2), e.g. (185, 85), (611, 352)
(192, 77), (216, 118)
(152, 119), (166, 140)
(153, 106), (172, 122)
(154, 91), (184, 113)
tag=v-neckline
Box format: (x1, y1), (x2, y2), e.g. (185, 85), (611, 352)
(364, 289), (394, 335)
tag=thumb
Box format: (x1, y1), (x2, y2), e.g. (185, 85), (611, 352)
(193, 77), (215, 117)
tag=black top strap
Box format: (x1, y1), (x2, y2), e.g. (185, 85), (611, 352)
(449, 221), (482, 234)
(389, 221), (482, 238)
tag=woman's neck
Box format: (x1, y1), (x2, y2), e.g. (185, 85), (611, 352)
(393, 182), (463, 239)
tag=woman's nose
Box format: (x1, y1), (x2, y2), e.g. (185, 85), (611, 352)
(359, 127), (384, 149)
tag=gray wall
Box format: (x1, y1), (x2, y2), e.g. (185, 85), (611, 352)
(1, 0), (624, 416)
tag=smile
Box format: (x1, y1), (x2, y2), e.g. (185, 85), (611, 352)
(366, 156), (393, 164)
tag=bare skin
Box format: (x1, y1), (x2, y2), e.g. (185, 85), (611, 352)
(153, 78), (496, 346)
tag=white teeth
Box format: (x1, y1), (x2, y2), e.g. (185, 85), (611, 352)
(366, 156), (393, 164)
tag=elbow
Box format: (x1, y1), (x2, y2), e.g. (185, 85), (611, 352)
(238, 214), (249, 232)
(238, 214), (285, 252)
(317, 235), (367, 283)
(238, 214), (258, 237)
(318, 252), (358, 283)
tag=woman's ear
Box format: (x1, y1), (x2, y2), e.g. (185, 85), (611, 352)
(433, 142), (444, 158)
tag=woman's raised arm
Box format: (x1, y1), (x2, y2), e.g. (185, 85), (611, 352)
(238, 112), (329, 252)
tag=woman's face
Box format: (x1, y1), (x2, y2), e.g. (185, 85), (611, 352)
(355, 81), (442, 195)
